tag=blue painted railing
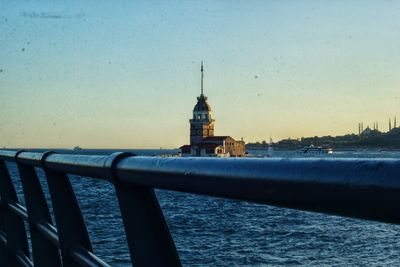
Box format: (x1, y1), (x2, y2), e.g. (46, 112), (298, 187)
(0, 149), (400, 266)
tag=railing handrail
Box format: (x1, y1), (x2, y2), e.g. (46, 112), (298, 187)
(3, 150), (400, 222)
(1, 149), (400, 266)
(3, 150), (400, 187)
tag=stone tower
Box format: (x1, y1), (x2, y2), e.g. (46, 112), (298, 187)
(189, 62), (215, 145)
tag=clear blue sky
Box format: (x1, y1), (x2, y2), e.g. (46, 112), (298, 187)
(1, 0), (399, 148)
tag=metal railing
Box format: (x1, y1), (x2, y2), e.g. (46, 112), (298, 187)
(0, 149), (400, 266)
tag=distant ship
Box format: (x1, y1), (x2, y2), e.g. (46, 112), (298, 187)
(73, 146), (82, 151)
(301, 144), (333, 154)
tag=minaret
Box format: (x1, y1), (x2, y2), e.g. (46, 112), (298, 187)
(189, 62), (215, 145)
(394, 117), (397, 128)
(389, 118), (392, 131)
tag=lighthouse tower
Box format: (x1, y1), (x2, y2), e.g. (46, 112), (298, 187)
(189, 62), (215, 145)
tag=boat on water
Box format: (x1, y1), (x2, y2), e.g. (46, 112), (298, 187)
(301, 144), (333, 154)
(73, 146), (82, 151)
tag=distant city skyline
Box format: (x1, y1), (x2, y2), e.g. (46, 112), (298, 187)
(1, 1), (399, 148)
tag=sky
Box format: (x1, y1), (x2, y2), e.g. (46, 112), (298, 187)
(1, 0), (399, 149)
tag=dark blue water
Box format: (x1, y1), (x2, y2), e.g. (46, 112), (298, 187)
(6, 149), (400, 266)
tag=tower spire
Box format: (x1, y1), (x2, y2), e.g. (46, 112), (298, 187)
(201, 61), (204, 96)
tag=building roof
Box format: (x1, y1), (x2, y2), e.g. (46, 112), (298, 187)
(203, 136), (230, 141)
(193, 94), (212, 112)
(180, 143), (223, 149)
(193, 143), (222, 149)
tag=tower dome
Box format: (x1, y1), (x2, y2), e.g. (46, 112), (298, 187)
(193, 94), (212, 112)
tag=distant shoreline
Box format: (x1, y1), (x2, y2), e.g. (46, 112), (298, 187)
(246, 146), (400, 152)
(248, 128), (400, 151)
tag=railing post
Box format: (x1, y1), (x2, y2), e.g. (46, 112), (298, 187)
(0, 207), (6, 267)
(16, 152), (62, 267)
(0, 159), (30, 266)
(105, 153), (182, 267)
(41, 153), (94, 267)
(116, 185), (182, 267)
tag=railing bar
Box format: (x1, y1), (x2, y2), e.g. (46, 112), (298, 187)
(70, 245), (110, 267)
(15, 250), (33, 267)
(7, 201), (28, 221)
(0, 159), (30, 266)
(16, 160), (62, 266)
(115, 184), (182, 267)
(0, 230), (7, 246)
(35, 220), (59, 247)
(44, 169), (94, 266)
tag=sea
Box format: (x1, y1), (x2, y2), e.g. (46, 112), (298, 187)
(5, 149), (400, 266)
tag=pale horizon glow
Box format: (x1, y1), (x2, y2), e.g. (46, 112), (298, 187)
(1, 1), (399, 149)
